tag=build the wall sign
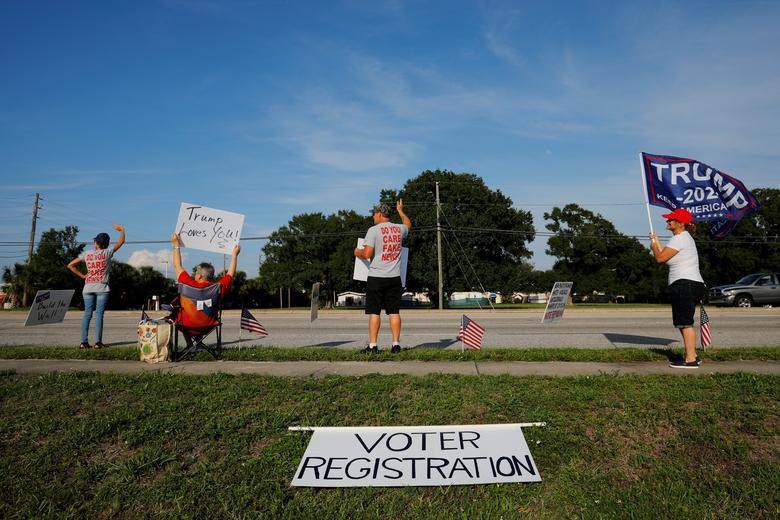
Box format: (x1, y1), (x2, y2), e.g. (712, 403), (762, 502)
(291, 423), (543, 487)
(24, 290), (74, 326)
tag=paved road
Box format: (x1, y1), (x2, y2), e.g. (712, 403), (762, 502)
(2, 307), (778, 349)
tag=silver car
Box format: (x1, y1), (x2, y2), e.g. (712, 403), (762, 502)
(708, 273), (780, 307)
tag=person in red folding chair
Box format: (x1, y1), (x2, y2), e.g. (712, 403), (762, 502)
(169, 233), (240, 359)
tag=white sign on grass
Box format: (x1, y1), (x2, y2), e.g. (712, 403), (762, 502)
(175, 202), (244, 254)
(291, 423), (542, 487)
(24, 290), (75, 326)
(352, 239), (408, 287)
(541, 281), (574, 324)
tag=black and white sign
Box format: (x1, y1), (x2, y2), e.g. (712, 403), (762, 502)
(24, 290), (74, 326)
(175, 202), (244, 254)
(541, 282), (573, 324)
(291, 423), (542, 487)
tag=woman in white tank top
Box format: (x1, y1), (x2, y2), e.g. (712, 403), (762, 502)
(649, 209), (705, 369)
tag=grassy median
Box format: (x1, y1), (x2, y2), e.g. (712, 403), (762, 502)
(1, 370), (778, 519)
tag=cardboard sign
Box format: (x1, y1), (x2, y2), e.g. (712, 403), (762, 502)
(175, 202), (244, 254)
(353, 239), (408, 287)
(291, 424), (541, 487)
(310, 282), (321, 322)
(24, 290), (75, 326)
(541, 282), (573, 324)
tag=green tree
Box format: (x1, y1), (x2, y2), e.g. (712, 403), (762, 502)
(259, 210), (371, 306)
(88, 262), (174, 310)
(544, 204), (663, 302)
(3, 226), (85, 306)
(383, 170), (535, 301)
(697, 187), (780, 285)
(226, 272), (275, 308)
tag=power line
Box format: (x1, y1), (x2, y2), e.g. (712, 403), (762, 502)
(0, 230), (778, 247)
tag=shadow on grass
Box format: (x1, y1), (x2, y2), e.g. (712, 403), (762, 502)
(408, 338), (459, 350)
(604, 333), (677, 347)
(650, 347), (678, 361)
(305, 341), (353, 348)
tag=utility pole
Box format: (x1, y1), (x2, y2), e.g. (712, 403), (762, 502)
(23, 193), (41, 307)
(435, 182), (443, 310)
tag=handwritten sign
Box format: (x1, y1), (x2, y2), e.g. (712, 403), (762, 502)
(24, 290), (75, 326)
(541, 282), (573, 324)
(291, 424), (542, 487)
(175, 203), (244, 254)
(353, 239), (408, 287)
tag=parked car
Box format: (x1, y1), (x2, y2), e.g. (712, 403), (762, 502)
(708, 273), (780, 307)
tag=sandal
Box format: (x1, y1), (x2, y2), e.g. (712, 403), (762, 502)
(93, 342), (106, 349)
(79, 342), (91, 349)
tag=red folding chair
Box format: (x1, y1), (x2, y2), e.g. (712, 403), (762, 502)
(170, 282), (222, 360)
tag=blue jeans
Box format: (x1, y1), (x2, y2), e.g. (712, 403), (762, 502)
(81, 292), (109, 343)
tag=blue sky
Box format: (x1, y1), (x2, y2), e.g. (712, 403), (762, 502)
(2, 0), (778, 281)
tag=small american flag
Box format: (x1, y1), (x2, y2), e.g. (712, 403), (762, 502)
(700, 305), (712, 349)
(458, 314), (485, 350)
(241, 308), (268, 335)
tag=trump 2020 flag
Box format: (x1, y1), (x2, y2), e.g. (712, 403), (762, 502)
(458, 315), (485, 350)
(640, 153), (760, 239)
(700, 305), (712, 349)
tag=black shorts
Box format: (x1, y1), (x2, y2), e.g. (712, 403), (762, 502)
(668, 279), (705, 328)
(365, 276), (402, 315)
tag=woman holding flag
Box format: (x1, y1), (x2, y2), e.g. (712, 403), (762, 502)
(649, 208), (706, 369)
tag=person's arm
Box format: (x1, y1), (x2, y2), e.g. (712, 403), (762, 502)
(354, 245), (374, 260)
(649, 232), (679, 264)
(171, 233), (185, 278)
(227, 243), (241, 278)
(354, 231), (374, 260)
(112, 223), (126, 251)
(397, 199), (411, 231)
(67, 257), (86, 280)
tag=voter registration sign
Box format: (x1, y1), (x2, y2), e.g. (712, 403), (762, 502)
(291, 423), (542, 487)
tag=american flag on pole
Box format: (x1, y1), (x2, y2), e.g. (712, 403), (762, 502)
(458, 314), (485, 350)
(241, 307), (268, 335)
(700, 305), (712, 349)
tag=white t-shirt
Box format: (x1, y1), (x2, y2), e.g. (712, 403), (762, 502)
(665, 231), (704, 285)
(364, 222), (409, 278)
(81, 248), (115, 293)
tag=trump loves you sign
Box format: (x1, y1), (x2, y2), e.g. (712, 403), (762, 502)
(291, 424), (542, 487)
(175, 202), (244, 254)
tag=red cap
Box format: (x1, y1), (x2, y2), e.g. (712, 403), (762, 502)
(662, 208), (694, 225)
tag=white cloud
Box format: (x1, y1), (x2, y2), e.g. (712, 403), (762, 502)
(481, 6), (526, 69)
(127, 249), (175, 273)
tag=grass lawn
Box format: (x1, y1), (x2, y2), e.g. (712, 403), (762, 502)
(1, 370), (778, 519)
(1, 344), (779, 362)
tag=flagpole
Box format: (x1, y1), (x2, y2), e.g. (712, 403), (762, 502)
(461, 314), (464, 353)
(639, 152), (654, 235)
(239, 307), (243, 350)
